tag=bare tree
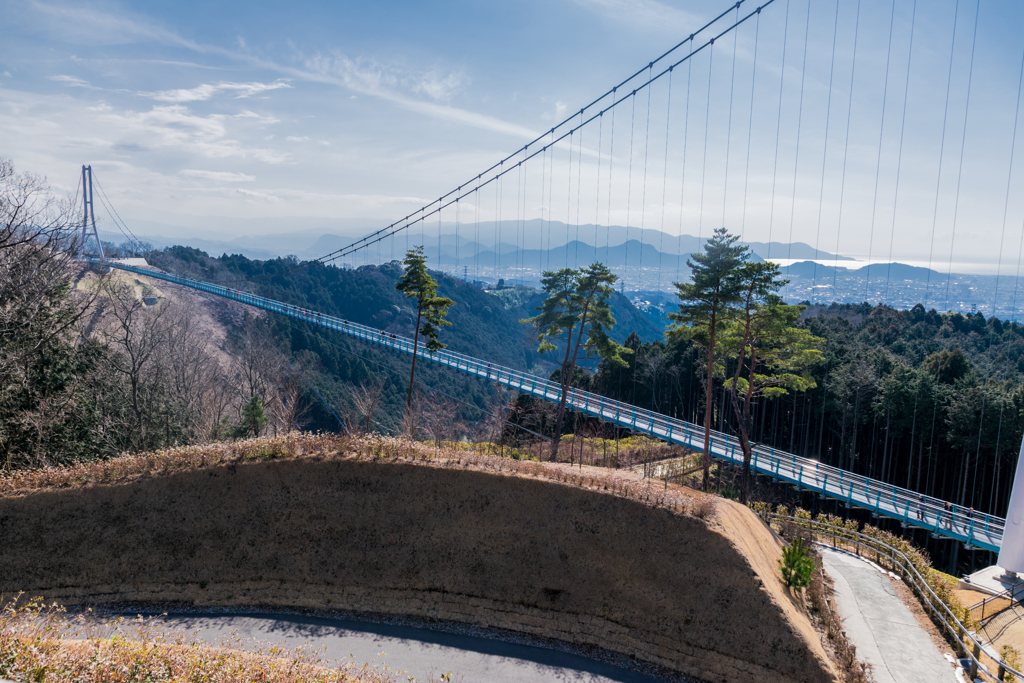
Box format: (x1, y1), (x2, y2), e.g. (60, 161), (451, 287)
(97, 279), (171, 450)
(351, 379), (386, 435)
(230, 316), (283, 429)
(402, 398), (421, 439)
(277, 373), (312, 433)
(424, 396), (458, 448)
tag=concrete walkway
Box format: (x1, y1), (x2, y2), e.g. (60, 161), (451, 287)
(106, 612), (664, 683)
(820, 547), (955, 683)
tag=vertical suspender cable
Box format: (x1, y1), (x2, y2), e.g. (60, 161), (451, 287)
(575, 110), (585, 267)
(624, 94), (637, 283)
(942, 0), (981, 313)
(607, 90), (617, 264)
(830, 0), (863, 296)
(595, 111), (604, 266)
(677, 42), (694, 284)
(863, 0), (898, 300)
(566, 130), (575, 269)
(739, 9), (761, 243)
(455, 191), (461, 278)
(765, 0), (792, 259)
(994, 42), (1024, 318)
(697, 41), (715, 254)
(514, 157), (522, 285)
(786, 0), (811, 299)
(638, 65), (653, 292)
(883, 0), (918, 305)
(808, 0), (838, 297)
(540, 146), (548, 275)
(657, 68), (674, 299)
(721, 4), (740, 239)
(922, 0), (963, 311)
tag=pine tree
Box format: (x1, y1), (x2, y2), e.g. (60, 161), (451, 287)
(395, 246), (454, 421)
(668, 227), (748, 491)
(522, 262), (629, 460)
(719, 262), (824, 501)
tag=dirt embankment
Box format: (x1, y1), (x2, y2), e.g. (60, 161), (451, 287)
(0, 451), (835, 683)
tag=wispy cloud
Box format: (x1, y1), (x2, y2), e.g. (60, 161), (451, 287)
(180, 169), (255, 182)
(49, 74), (102, 89)
(148, 80), (291, 103)
(297, 53), (538, 140)
(236, 188), (281, 202)
(26, 1), (538, 142)
(568, 0), (699, 32)
(95, 104), (287, 162)
(285, 135), (309, 142)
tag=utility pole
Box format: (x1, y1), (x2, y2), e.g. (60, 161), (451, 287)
(80, 165), (104, 259)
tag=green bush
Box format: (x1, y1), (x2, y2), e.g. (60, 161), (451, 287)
(1001, 644), (1021, 681)
(780, 536), (815, 591)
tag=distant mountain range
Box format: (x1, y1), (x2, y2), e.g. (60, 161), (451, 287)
(106, 217), (851, 264)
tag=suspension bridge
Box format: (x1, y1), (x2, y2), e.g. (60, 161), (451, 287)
(77, 0), (1024, 561)
(93, 258), (1003, 552)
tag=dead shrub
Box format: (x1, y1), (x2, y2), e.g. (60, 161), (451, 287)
(0, 595), (396, 682)
(690, 493), (718, 521)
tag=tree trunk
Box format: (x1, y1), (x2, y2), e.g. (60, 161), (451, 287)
(701, 312), (717, 492)
(550, 323), (578, 461)
(407, 306), (423, 415)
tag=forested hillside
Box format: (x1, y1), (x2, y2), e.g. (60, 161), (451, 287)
(539, 301), (1024, 522)
(145, 246), (662, 436)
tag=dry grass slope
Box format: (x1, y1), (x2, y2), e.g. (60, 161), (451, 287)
(0, 599), (394, 683)
(0, 434), (837, 683)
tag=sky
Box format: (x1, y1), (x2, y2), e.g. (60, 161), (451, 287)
(4, 0), (1024, 272)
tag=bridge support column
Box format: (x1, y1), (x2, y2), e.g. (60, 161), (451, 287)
(998, 434), (1024, 575)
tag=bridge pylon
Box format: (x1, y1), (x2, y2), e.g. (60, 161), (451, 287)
(80, 165), (104, 259)
(997, 435), (1024, 575)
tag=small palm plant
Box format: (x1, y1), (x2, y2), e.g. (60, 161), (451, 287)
(780, 536), (815, 592)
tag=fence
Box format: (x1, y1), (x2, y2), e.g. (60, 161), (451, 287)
(763, 512), (1020, 683)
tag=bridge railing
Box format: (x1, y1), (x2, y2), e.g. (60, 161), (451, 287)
(96, 260), (1003, 551)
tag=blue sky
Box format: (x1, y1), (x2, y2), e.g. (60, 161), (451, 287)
(4, 0), (1024, 271)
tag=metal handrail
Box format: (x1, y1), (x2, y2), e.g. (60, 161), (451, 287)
(969, 582), (1024, 627)
(94, 260), (1005, 551)
(765, 512), (1020, 683)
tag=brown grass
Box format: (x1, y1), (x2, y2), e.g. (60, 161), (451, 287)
(0, 432), (716, 520)
(0, 597), (395, 683)
(1, 434), (836, 683)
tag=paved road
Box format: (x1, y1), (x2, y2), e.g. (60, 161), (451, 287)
(820, 547), (955, 683)
(108, 612), (664, 683)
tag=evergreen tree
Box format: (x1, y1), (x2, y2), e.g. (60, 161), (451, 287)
(668, 228), (748, 490)
(522, 262), (629, 460)
(236, 395), (269, 437)
(395, 246), (454, 419)
(719, 262), (824, 501)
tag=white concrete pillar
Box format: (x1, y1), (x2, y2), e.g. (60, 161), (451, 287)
(998, 435), (1024, 573)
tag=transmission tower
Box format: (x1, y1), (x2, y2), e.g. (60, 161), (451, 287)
(80, 165), (104, 259)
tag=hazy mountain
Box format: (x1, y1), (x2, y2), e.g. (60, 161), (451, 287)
(780, 261), (944, 281)
(111, 215), (851, 264)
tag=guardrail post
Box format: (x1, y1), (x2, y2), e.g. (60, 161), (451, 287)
(970, 642), (980, 680)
